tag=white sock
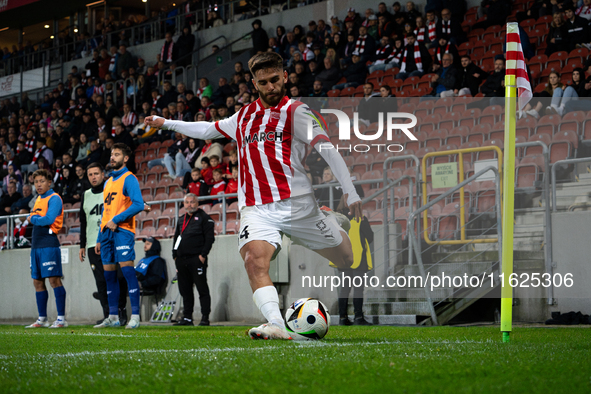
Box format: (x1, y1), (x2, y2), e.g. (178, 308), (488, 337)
(130, 314), (140, 321)
(39, 317), (47, 322)
(253, 286), (284, 328)
(109, 314), (119, 321)
(57, 315), (65, 321)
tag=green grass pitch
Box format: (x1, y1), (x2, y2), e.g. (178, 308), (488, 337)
(1, 325), (590, 393)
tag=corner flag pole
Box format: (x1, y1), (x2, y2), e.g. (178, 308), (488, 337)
(502, 22), (531, 343)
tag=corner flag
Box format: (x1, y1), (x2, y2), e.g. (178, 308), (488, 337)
(505, 25), (533, 110)
(501, 22), (530, 343)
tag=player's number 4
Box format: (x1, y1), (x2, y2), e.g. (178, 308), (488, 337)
(240, 226), (249, 240)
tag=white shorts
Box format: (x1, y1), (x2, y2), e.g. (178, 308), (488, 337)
(238, 193), (344, 257)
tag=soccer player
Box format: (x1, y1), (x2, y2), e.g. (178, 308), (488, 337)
(25, 169), (67, 329)
(79, 162), (129, 325)
(146, 52), (362, 340)
(94, 143), (144, 329)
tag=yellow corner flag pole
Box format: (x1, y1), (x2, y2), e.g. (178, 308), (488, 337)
(501, 22), (519, 343)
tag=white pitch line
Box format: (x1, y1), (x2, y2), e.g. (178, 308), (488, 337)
(1, 339), (489, 361)
(0, 331), (147, 338)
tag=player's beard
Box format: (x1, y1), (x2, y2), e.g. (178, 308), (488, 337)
(260, 83), (286, 107)
(110, 158), (125, 170)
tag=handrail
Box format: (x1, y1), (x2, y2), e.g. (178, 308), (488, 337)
(515, 140), (552, 305)
(407, 166), (503, 326)
(422, 145), (503, 245)
(551, 157), (591, 212)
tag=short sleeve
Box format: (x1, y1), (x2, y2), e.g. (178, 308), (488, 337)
(214, 111), (240, 141)
(292, 103), (331, 147)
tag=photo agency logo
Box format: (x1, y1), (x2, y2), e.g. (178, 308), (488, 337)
(306, 109), (418, 153)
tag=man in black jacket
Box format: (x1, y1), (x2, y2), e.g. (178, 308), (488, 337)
(251, 19), (269, 55)
(135, 237), (167, 295)
(332, 52), (367, 90)
(480, 57), (505, 97)
(564, 6), (590, 50)
(453, 55), (488, 97)
(176, 26), (195, 66)
(172, 193), (215, 326)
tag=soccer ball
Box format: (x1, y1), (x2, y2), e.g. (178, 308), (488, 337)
(285, 298), (330, 340)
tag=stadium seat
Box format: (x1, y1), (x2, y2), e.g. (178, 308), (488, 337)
(360, 170), (383, 197)
(209, 203), (224, 222)
(141, 209), (161, 229)
(516, 156), (544, 189)
(535, 114), (562, 136)
(226, 202), (240, 221)
(156, 207), (176, 228)
(425, 129), (449, 150)
(137, 226), (156, 240)
(559, 111), (585, 135)
(477, 139), (503, 160)
(154, 178), (173, 195)
(465, 124), (490, 145)
(352, 153), (375, 173)
(327, 89), (340, 97)
(440, 111), (463, 130)
(433, 203), (461, 240)
(548, 51), (568, 67)
(550, 131), (578, 163)
(525, 133), (552, 156)
(225, 220), (240, 235)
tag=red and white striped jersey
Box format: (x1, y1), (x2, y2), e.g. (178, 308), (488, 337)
(213, 95), (330, 208)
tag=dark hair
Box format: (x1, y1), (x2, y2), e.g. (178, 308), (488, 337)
(365, 82), (375, 89)
(248, 52), (284, 76)
(32, 169), (52, 181)
(87, 162), (104, 172)
(381, 85), (391, 93)
(461, 54), (471, 60)
(111, 142), (132, 158)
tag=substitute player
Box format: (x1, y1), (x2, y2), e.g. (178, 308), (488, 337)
(79, 162), (129, 325)
(94, 143), (144, 329)
(25, 169), (67, 329)
(146, 52), (362, 340)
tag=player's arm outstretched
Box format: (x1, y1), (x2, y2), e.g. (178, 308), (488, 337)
(145, 116), (233, 141)
(294, 105), (362, 219)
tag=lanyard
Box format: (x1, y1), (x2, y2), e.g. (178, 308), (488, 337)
(181, 214), (192, 234)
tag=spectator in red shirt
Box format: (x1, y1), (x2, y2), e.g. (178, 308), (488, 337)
(223, 149), (238, 180)
(201, 157), (214, 185)
(186, 167), (208, 197)
(225, 167), (239, 205)
(208, 155), (226, 174)
(209, 169), (226, 205)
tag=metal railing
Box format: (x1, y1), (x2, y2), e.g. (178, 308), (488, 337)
(407, 166), (504, 325)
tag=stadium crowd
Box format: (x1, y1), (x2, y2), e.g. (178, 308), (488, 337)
(2, 0), (591, 247)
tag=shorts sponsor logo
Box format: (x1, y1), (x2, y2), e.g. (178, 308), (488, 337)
(122, 251), (129, 256)
(129, 289), (138, 293)
(42, 261), (56, 267)
(116, 246), (131, 251)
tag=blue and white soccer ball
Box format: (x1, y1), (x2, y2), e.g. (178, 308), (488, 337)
(285, 298), (330, 340)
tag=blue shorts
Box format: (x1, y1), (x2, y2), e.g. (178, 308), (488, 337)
(30, 247), (62, 280)
(99, 228), (136, 264)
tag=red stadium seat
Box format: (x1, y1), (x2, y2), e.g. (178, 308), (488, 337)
(550, 131), (578, 163)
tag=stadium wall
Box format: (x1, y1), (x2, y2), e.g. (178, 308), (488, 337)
(0, 223), (391, 324)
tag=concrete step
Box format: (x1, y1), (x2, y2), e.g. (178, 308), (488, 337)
(365, 287), (454, 302)
(403, 262), (493, 277)
(362, 301), (432, 315)
(330, 314), (418, 326)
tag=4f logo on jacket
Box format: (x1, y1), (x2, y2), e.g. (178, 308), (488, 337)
(104, 192), (117, 205)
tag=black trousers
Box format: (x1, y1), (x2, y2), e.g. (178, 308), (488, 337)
(338, 269), (366, 318)
(88, 247), (128, 318)
(175, 255), (211, 319)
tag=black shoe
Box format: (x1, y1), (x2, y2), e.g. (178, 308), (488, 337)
(92, 292), (100, 300)
(173, 318), (194, 326)
(198, 319), (210, 326)
(339, 317), (353, 326)
(353, 317), (373, 326)
(119, 308), (128, 327)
